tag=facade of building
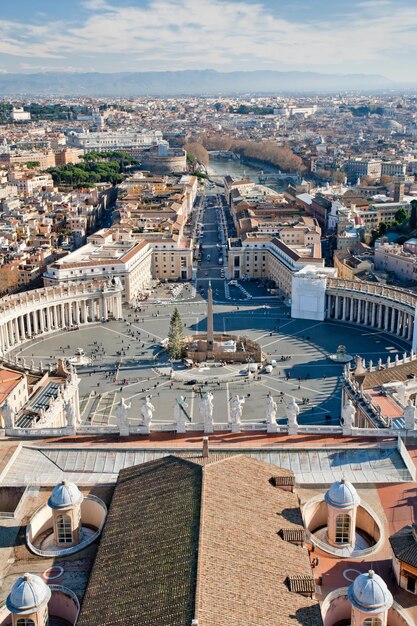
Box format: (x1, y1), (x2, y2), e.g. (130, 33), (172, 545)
(228, 234), (324, 297)
(43, 229), (153, 302)
(345, 159), (382, 179)
(67, 130), (163, 152)
(374, 241), (417, 283)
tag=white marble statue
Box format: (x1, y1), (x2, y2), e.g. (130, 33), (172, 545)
(115, 397), (131, 437)
(286, 396), (299, 434)
(266, 394), (278, 424)
(342, 399), (356, 429)
(229, 394), (245, 432)
(140, 395), (155, 433)
(230, 394), (245, 423)
(404, 399), (417, 430)
(65, 399), (81, 430)
(174, 396), (189, 434)
(199, 391), (214, 433)
(1, 400), (15, 429)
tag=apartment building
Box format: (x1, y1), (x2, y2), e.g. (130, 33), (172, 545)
(228, 233), (324, 297)
(374, 240), (417, 283)
(345, 159), (382, 179)
(44, 229), (153, 301)
(67, 130), (163, 152)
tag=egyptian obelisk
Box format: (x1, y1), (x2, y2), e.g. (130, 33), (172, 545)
(207, 280), (214, 351)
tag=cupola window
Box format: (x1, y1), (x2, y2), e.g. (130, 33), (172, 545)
(335, 513), (351, 544)
(56, 514), (72, 544)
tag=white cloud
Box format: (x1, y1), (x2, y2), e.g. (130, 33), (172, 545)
(0, 0), (416, 77)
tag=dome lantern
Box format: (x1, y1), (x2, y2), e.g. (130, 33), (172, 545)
(48, 480), (84, 547)
(6, 573), (51, 625)
(348, 570), (393, 626)
(324, 479), (360, 548)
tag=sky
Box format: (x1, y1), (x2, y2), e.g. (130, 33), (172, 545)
(0, 0), (416, 80)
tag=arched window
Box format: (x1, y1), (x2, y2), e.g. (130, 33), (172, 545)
(335, 513), (351, 544)
(363, 619), (382, 626)
(16, 619), (35, 626)
(56, 513), (72, 544)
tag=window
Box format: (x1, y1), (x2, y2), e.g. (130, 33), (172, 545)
(363, 619), (382, 626)
(335, 514), (351, 544)
(17, 620), (35, 626)
(56, 514), (72, 544)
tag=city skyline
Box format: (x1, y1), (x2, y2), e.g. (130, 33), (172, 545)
(0, 0), (416, 82)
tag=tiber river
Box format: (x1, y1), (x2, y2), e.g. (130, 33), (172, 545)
(207, 157), (286, 191)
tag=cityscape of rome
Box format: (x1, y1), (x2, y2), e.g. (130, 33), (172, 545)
(1, 1), (417, 625)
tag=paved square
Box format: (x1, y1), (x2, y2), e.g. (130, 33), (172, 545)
(11, 293), (410, 427)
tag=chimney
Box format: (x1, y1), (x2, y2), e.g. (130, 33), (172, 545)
(202, 437), (209, 458)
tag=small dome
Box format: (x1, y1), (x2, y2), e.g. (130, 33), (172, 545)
(348, 570), (393, 613)
(324, 479), (360, 509)
(6, 573), (51, 614)
(48, 480), (83, 510)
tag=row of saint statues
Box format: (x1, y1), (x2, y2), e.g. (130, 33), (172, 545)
(114, 391), (301, 434)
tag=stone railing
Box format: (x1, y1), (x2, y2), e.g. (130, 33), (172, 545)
(8, 421), (417, 440)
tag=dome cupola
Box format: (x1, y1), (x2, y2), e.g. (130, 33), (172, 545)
(48, 479), (84, 511)
(325, 478), (360, 509)
(6, 573), (51, 614)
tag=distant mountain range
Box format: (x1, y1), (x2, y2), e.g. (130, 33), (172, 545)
(0, 69), (406, 96)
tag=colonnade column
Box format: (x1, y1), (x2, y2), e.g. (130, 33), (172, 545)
(397, 311), (402, 336)
(53, 306), (58, 329)
(19, 316), (25, 339)
(13, 318), (19, 343)
(364, 300), (369, 325)
(81, 300), (87, 324)
(25, 313), (32, 337)
(391, 308), (396, 334)
(378, 304), (383, 329)
(39, 309), (45, 333)
(46, 307), (52, 331)
(384, 306), (389, 331)
(32, 311), (38, 334)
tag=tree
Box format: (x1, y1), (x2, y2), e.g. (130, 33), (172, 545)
(185, 142), (209, 168)
(394, 207), (408, 225)
(410, 200), (417, 230)
(168, 307), (185, 360)
(377, 221), (389, 236)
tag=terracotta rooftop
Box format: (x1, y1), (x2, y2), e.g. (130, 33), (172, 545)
(195, 455), (322, 626)
(0, 367), (24, 405)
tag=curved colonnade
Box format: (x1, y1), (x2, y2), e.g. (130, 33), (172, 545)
(0, 283), (123, 355)
(325, 278), (417, 343)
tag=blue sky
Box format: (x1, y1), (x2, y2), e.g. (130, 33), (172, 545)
(0, 0), (416, 79)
